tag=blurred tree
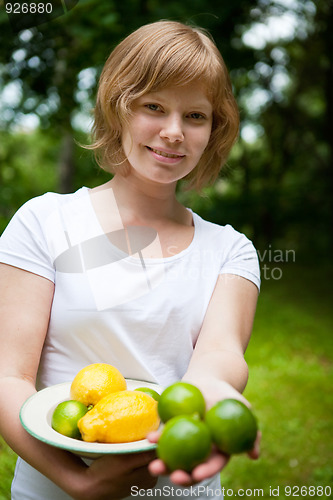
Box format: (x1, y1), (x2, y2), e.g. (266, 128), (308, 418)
(0, 0), (257, 191)
(181, 0), (332, 260)
(0, 129), (59, 229)
(252, 0), (333, 258)
(1, 0), (332, 260)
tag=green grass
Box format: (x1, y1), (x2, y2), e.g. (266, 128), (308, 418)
(0, 436), (17, 500)
(0, 264), (332, 499)
(221, 263), (333, 499)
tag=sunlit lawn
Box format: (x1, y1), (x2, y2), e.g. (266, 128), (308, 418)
(0, 436), (16, 500)
(222, 263), (333, 499)
(0, 264), (332, 499)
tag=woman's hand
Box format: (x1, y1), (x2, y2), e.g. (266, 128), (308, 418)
(147, 379), (261, 488)
(73, 450), (157, 500)
(147, 429), (261, 487)
(184, 377), (251, 411)
(145, 274), (261, 487)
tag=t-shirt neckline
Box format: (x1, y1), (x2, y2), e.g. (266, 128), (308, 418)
(81, 186), (199, 265)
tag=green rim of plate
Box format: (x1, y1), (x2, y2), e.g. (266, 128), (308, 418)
(20, 379), (162, 456)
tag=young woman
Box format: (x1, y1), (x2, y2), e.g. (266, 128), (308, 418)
(0, 21), (260, 499)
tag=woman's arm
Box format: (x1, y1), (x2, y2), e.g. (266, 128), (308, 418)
(149, 273), (260, 485)
(0, 264), (84, 491)
(183, 273), (259, 406)
(0, 264), (156, 500)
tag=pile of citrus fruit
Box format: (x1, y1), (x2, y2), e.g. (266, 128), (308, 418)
(51, 364), (258, 473)
(156, 381), (258, 472)
(51, 363), (160, 443)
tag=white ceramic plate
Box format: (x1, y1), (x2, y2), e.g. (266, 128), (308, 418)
(20, 379), (163, 459)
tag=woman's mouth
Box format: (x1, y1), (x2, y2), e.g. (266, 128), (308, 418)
(146, 146), (185, 159)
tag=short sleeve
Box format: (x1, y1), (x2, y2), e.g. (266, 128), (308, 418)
(219, 225), (261, 291)
(0, 197), (55, 282)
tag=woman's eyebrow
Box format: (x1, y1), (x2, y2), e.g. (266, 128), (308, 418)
(140, 94), (212, 109)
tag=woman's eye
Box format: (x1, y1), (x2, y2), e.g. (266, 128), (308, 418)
(189, 112), (205, 120)
(146, 104), (160, 111)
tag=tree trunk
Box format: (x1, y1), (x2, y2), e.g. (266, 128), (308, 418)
(58, 131), (74, 193)
(324, 0), (333, 254)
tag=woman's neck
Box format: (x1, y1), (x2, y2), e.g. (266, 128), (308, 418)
(95, 174), (185, 225)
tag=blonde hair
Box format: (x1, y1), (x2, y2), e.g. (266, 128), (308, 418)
(87, 20), (239, 190)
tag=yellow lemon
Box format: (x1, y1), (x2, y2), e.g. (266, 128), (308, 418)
(78, 390), (160, 443)
(70, 363), (127, 407)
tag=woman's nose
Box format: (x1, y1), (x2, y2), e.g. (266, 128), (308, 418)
(160, 114), (184, 143)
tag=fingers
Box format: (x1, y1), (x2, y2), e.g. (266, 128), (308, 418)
(148, 458), (193, 485)
(169, 469), (193, 486)
(191, 452), (229, 482)
(85, 451), (158, 498)
(248, 430), (261, 460)
(148, 451), (229, 487)
(96, 449), (156, 474)
(147, 430), (161, 443)
(127, 450), (157, 468)
(148, 458), (168, 476)
(148, 458), (194, 486)
(148, 429), (261, 488)
(127, 464), (158, 490)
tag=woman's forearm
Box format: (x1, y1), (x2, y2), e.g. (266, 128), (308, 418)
(182, 349), (250, 408)
(184, 348), (249, 390)
(0, 376), (88, 498)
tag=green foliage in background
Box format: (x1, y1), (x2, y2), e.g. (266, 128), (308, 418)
(0, 129), (110, 232)
(0, 130), (58, 228)
(1, 0), (332, 259)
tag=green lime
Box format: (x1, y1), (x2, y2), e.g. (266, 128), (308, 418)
(134, 387), (160, 401)
(51, 400), (89, 440)
(157, 414), (212, 472)
(205, 399), (258, 455)
(158, 382), (206, 423)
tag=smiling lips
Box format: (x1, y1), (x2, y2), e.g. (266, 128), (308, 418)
(147, 146), (185, 159)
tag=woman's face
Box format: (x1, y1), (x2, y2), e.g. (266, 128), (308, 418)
(121, 82), (213, 187)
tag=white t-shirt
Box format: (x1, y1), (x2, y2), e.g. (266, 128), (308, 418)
(0, 187), (260, 499)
